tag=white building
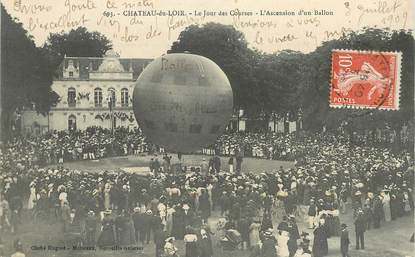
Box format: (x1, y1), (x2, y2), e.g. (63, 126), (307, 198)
(21, 50), (152, 134)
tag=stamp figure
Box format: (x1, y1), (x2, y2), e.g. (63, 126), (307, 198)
(330, 50), (401, 110)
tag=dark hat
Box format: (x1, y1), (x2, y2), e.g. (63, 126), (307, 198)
(341, 223), (347, 228)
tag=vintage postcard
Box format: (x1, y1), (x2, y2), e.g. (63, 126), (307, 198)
(0, 0), (413, 257)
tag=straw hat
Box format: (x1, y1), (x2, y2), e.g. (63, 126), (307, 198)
(165, 237), (175, 242)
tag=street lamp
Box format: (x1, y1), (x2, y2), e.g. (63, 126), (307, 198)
(107, 89), (115, 134)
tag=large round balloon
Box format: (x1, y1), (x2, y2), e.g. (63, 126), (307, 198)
(133, 53), (233, 152)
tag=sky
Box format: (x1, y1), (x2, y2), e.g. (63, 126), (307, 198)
(2, 0), (414, 58)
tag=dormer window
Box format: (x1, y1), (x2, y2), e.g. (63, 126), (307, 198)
(64, 59), (79, 78)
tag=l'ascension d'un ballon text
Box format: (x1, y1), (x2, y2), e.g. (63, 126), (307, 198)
(132, 53), (234, 153)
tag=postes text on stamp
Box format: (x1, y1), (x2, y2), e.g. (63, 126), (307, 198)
(330, 49), (401, 110)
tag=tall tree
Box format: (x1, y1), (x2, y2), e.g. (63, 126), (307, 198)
(1, 4), (56, 139)
(169, 23), (259, 115)
(43, 26), (112, 67)
(253, 50), (306, 122)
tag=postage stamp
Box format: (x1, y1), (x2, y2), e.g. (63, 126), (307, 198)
(330, 49), (401, 110)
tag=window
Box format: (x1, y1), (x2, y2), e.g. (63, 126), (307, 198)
(210, 125), (220, 134)
(94, 88), (103, 107)
(69, 71), (74, 77)
(107, 88), (116, 108)
(67, 88), (76, 107)
(164, 122), (178, 132)
(68, 115), (77, 131)
(189, 124), (202, 133)
(121, 88), (129, 107)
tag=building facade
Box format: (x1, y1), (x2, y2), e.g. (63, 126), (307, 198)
(21, 50), (152, 133)
(21, 50), (300, 135)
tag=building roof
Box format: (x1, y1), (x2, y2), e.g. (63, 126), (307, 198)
(57, 53), (153, 81)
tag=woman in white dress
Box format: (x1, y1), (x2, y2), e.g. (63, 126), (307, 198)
(249, 220), (261, 248)
(164, 237), (178, 257)
(165, 205), (175, 236)
(158, 202), (167, 227)
(27, 181), (37, 210)
(104, 183), (111, 210)
(403, 191), (412, 214)
(58, 185), (68, 207)
(382, 190), (392, 222)
(277, 230), (290, 257)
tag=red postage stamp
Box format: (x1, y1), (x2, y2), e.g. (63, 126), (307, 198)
(330, 49), (401, 110)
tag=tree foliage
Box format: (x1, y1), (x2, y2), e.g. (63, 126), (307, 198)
(43, 26), (112, 67)
(1, 4), (56, 138)
(169, 23), (259, 114)
(253, 50), (306, 119)
(170, 25), (413, 133)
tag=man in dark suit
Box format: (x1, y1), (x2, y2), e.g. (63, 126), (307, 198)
(132, 207), (145, 244)
(372, 196), (383, 229)
(149, 158), (155, 174)
(219, 191), (231, 216)
(139, 189), (151, 209)
(61, 201), (71, 233)
(182, 204), (194, 228)
(198, 229), (213, 257)
(340, 223), (350, 257)
(85, 211), (98, 246)
(153, 223), (167, 257)
(213, 154), (221, 173)
(235, 149), (243, 174)
(142, 210), (154, 244)
(354, 210), (366, 250)
(261, 230), (277, 257)
(151, 212), (163, 238)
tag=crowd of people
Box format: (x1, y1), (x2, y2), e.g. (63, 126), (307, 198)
(1, 127), (149, 168)
(5, 125), (411, 168)
(213, 128), (413, 161)
(0, 127), (414, 257)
